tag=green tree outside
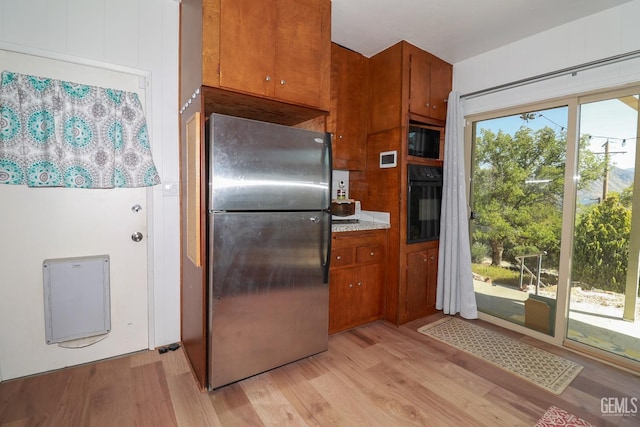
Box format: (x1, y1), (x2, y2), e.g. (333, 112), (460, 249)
(474, 125), (563, 267)
(472, 110), (633, 297)
(572, 194), (631, 293)
(473, 123), (605, 270)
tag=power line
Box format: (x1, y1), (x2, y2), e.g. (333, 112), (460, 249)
(584, 135), (639, 144)
(537, 113), (566, 131)
(519, 112), (567, 132)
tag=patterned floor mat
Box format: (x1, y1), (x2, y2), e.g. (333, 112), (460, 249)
(418, 317), (583, 395)
(535, 406), (596, 427)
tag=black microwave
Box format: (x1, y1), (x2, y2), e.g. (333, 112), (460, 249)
(408, 123), (441, 159)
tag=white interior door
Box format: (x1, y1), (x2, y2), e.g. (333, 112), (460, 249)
(0, 49), (151, 380)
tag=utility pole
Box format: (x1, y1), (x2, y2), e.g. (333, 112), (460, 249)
(596, 139), (626, 201)
(602, 140), (609, 201)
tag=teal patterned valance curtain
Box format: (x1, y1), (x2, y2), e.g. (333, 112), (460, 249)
(0, 70), (160, 188)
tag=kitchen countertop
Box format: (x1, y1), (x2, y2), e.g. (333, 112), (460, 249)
(332, 220), (390, 233)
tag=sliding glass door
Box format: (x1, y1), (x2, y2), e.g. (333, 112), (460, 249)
(470, 106), (567, 334)
(469, 87), (640, 368)
(568, 91), (640, 363)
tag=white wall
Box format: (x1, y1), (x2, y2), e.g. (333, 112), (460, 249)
(454, 0), (640, 115)
(0, 0), (181, 351)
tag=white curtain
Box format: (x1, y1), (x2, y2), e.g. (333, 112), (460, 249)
(436, 91), (478, 319)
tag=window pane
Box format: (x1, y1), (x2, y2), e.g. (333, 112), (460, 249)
(568, 95), (640, 362)
(471, 106), (567, 335)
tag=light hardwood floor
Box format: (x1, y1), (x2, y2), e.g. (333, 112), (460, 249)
(1, 314), (638, 426)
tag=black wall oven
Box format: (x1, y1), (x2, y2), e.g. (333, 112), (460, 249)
(407, 164), (443, 243)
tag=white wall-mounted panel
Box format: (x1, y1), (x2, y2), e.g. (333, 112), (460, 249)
(105, 0), (139, 67)
(455, 1), (640, 115)
(621, 1), (640, 53)
(582, 8), (622, 59)
(66, 0), (106, 60)
(44, 0), (68, 52)
(1, 0), (47, 47)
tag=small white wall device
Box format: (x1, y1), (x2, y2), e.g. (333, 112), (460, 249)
(379, 150), (397, 168)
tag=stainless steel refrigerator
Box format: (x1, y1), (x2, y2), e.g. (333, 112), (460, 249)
(207, 113), (331, 389)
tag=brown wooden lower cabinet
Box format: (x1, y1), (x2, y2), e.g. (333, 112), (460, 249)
(329, 229), (387, 334)
(405, 247), (438, 322)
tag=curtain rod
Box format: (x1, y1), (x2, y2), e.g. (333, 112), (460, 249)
(460, 49), (640, 100)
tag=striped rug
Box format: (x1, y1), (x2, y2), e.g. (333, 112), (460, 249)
(418, 317), (583, 395)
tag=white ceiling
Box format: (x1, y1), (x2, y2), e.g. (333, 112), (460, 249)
(331, 0), (633, 64)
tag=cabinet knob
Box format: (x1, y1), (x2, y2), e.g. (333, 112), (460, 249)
(349, 283), (353, 288)
(336, 255), (341, 260)
(357, 282), (362, 287)
(430, 256), (435, 260)
(425, 103), (430, 107)
(280, 79), (286, 85)
(265, 76), (271, 81)
(339, 135), (343, 139)
(370, 252), (375, 256)
(423, 258), (427, 262)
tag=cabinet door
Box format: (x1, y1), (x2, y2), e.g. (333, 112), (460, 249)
(406, 249), (438, 321)
(329, 44), (366, 170)
(357, 263), (384, 321)
(406, 251), (429, 320)
(218, 0), (276, 98)
(427, 248), (438, 313)
(218, 0), (276, 96)
(429, 59), (451, 121)
(275, 0), (330, 108)
(329, 267), (357, 333)
(425, 248), (438, 312)
(409, 51), (432, 118)
(409, 50), (452, 121)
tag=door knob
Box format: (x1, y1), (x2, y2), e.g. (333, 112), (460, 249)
(131, 232), (144, 242)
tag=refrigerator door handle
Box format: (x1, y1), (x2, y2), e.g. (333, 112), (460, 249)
(323, 212), (331, 284)
(322, 132), (332, 285)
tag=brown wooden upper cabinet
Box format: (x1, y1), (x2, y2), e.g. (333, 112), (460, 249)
(203, 0), (331, 111)
(408, 45), (451, 122)
(327, 43), (368, 170)
(368, 41), (452, 134)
